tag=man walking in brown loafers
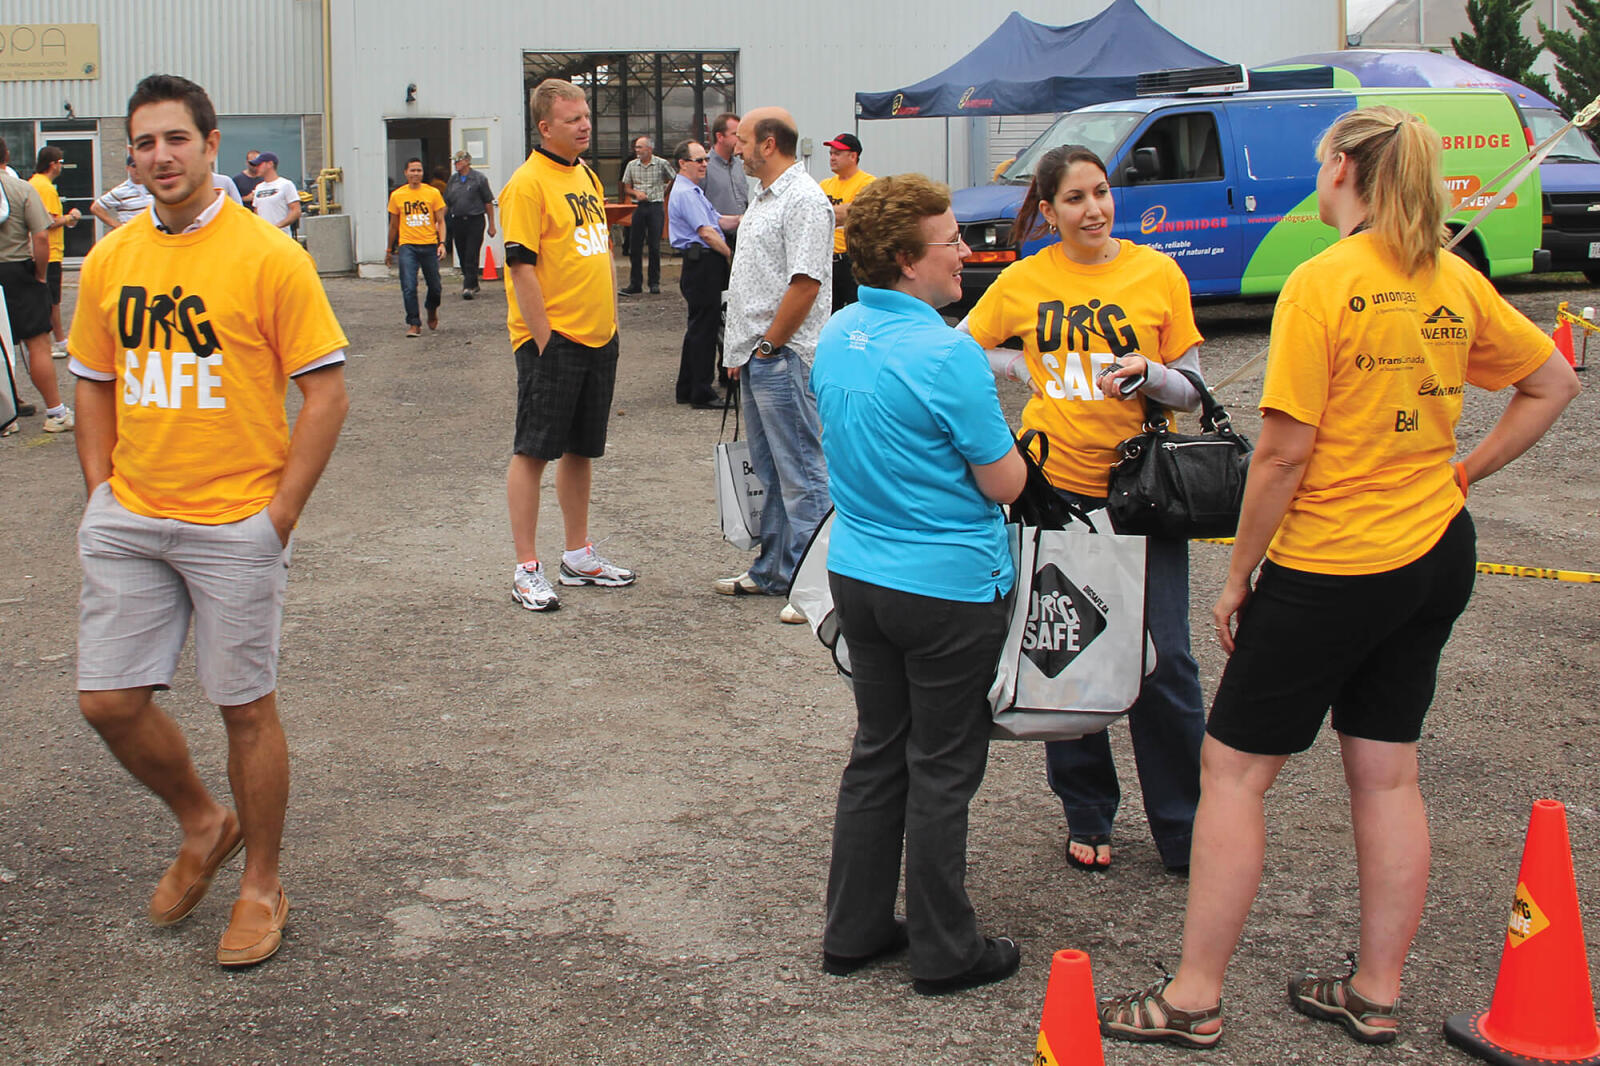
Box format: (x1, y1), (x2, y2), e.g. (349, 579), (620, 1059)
(69, 74), (349, 968)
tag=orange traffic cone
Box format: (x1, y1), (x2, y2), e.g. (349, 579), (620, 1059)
(481, 245), (499, 282)
(1555, 320), (1577, 367)
(1035, 949), (1105, 1066)
(1445, 799), (1600, 1065)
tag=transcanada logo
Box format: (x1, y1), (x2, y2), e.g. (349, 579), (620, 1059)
(1021, 564), (1108, 678)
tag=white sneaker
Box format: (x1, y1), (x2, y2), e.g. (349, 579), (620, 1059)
(779, 603), (808, 625)
(713, 570), (764, 596)
(558, 544), (637, 587)
(511, 563), (560, 611)
(42, 408), (74, 433)
(51, 340), (68, 359)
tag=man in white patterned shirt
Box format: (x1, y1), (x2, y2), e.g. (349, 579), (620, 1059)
(90, 156), (154, 229)
(713, 106), (833, 622)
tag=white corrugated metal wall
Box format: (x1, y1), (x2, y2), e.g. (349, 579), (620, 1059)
(0, 0), (322, 118)
(330, 0), (1339, 262)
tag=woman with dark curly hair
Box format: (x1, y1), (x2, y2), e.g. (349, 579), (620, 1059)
(811, 173), (1026, 996)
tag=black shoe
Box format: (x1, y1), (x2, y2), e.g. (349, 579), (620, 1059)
(462, 289), (475, 300)
(823, 918), (909, 976)
(690, 398), (722, 410)
(16, 402), (37, 416)
(912, 936), (1020, 996)
(619, 287), (643, 296)
(649, 285), (661, 294)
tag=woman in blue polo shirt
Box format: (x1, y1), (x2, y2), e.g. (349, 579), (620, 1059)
(810, 173), (1026, 997)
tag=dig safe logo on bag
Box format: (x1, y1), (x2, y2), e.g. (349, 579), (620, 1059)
(1020, 564), (1109, 677)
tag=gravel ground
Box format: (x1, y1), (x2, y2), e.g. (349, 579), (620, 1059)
(1, 261), (1597, 1065)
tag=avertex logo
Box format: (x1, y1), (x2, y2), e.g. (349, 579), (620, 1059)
(1020, 564), (1108, 677)
(1421, 304), (1469, 342)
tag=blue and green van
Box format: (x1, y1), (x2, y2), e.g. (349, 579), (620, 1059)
(954, 85), (1545, 302)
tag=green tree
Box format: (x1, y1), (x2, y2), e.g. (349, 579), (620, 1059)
(1455, 0), (1554, 99)
(1543, 0), (1600, 137)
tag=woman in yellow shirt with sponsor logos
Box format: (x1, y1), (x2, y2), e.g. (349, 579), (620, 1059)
(1099, 106), (1579, 1049)
(964, 144), (1209, 879)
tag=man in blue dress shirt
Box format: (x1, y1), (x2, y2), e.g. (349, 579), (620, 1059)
(667, 139), (735, 407)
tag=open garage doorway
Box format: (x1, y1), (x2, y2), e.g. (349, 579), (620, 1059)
(384, 117), (452, 193)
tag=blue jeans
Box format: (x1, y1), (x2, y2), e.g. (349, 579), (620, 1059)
(740, 348), (830, 594)
(397, 243), (442, 326)
(1043, 489), (1203, 868)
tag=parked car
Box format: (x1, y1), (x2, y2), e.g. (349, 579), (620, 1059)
(954, 82), (1545, 303)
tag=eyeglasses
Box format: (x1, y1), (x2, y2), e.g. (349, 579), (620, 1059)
(685, 156), (709, 163)
(925, 238), (965, 248)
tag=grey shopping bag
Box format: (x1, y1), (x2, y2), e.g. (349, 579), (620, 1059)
(988, 512), (1151, 741)
(713, 389), (765, 550)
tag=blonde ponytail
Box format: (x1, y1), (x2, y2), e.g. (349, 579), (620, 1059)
(1316, 105), (1448, 276)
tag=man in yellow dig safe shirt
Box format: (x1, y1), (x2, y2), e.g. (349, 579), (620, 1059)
(385, 157), (447, 337)
(68, 74), (349, 969)
(29, 145), (81, 356)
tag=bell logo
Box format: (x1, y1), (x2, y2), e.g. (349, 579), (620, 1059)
(1020, 564), (1107, 678)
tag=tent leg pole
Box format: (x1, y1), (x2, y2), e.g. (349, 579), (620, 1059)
(945, 116), (951, 184)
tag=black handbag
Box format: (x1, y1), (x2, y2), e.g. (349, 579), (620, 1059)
(1106, 368), (1253, 539)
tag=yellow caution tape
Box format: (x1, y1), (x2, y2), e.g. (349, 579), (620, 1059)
(1194, 538), (1600, 584)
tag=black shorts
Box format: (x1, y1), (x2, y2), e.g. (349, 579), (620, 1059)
(1206, 508), (1477, 756)
(0, 260), (53, 342)
(45, 261), (61, 305)
(513, 332), (619, 460)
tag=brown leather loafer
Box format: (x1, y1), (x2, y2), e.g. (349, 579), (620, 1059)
(217, 889), (290, 967)
(148, 812), (244, 926)
(427, 308), (439, 330)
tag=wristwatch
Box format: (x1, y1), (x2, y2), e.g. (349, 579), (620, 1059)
(753, 338), (776, 357)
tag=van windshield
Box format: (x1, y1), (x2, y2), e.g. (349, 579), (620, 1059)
(999, 112), (1143, 183)
(1525, 108), (1600, 164)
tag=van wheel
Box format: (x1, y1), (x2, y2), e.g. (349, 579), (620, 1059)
(1583, 267), (1600, 285)
(1451, 241), (1488, 275)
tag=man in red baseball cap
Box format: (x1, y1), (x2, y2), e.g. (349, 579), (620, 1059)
(819, 133), (875, 310)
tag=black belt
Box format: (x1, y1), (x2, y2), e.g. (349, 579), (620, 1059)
(833, 252), (850, 262)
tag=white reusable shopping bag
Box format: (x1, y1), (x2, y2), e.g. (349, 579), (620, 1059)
(787, 509), (852, 680)
(989, 510), (1151, 742)
(713, 391), (766, 550)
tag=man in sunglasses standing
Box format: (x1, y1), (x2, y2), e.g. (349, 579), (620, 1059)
(667, 139), (736, 408)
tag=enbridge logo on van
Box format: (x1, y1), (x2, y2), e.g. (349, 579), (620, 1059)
(1139, 204), (1225, 234)
(1021, 564), (1108, 678)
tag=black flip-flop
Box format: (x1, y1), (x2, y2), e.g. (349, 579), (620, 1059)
(1066, 833), (1112, 872)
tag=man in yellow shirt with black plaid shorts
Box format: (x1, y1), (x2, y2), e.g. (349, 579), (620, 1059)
(503, 79), (637, 612)
(68, 74), (349, 969)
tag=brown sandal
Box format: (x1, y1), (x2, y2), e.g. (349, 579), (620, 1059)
(1100, 975), (1223, 1049)
(1288, 961), (1400, 1045)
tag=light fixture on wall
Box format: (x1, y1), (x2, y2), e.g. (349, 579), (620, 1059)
(405, 83), (416, 104)
(63, 100), (77, 119)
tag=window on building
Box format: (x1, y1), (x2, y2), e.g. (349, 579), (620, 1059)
(523, 51), (736, 198)
(216, 116), (306, 188)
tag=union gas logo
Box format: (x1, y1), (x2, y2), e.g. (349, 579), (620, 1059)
(1349, 296), (1367, 312)
(1418, 374), (1466, 397)
(1140, 205), (1166, 235)
(1021, 564), (1108, 678)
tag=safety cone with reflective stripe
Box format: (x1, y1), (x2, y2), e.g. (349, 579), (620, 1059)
(1035, 949), (1105, 1066)
(1445, 799), (1600, 1065)
(481, 245), (499, 282)
(1555, 320), (1577, 367)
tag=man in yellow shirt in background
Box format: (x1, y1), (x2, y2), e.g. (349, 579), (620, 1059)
(385, 158), (447, 338)
(818, 134), (875, 311)
(69, 73), (349, 970)
(29, 146), (80, 357)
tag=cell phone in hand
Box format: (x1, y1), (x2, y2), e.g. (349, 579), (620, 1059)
(1106, 361), (1146, 396)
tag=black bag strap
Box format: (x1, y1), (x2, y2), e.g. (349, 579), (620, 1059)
(1138, 366), (1236, 435)
(1009, 429), (1095, 531)
(718, 384), (740, 442)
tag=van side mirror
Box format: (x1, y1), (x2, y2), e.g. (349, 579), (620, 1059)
(1124, 147), (1160, 183)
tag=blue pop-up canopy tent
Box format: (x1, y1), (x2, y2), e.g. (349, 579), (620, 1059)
(854, 0), (1224, 120)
